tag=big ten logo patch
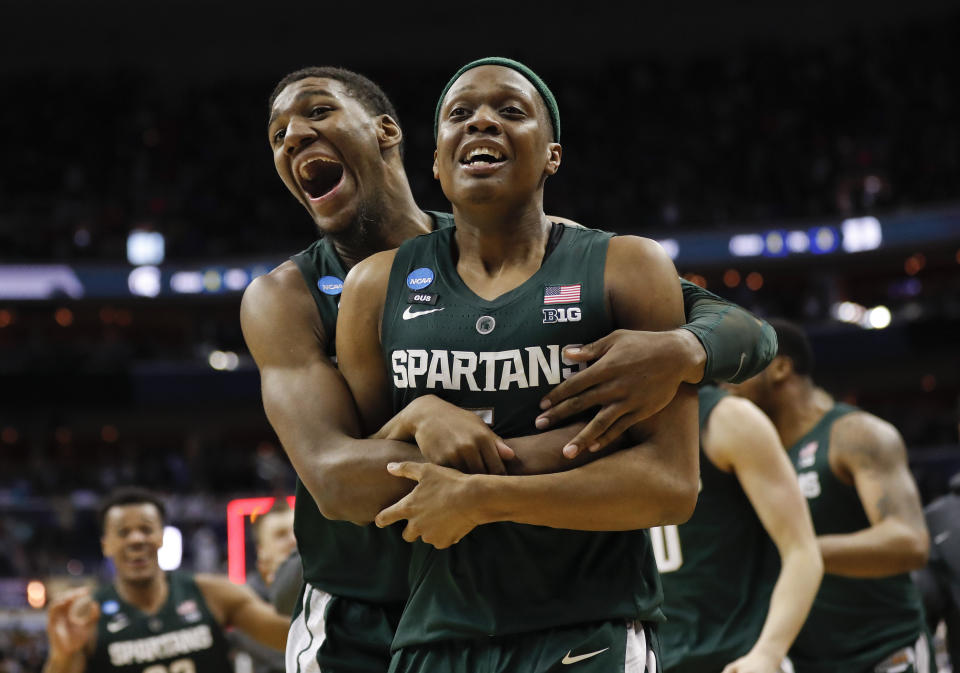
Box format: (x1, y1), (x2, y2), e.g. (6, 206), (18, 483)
(542, 306), (582, 324)
(797, 471), (821, 499)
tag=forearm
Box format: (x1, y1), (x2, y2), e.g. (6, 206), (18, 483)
(469, 441), (697, 530)
(505, 423), (615, 475)
(231, 603), (290, 652)
(751, 544), (823, 662)
(818, 519), (929, 577)
(43, 653), (85, 673)
(681, 280), (777, 383)
(295, 435), (424, 524)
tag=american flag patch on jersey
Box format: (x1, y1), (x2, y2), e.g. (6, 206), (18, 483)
(543, 284), (581, 304)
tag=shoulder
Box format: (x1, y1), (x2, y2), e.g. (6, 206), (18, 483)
(605, 235), (683, 329)
(830, 410), (907, 471)
(242, 260), (312, 312)
(343, 249), (397, 292)
(241, 261), (324, 356)
(703, 394), (782, 470)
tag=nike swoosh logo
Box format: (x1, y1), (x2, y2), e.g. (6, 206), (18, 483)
(935, 531), (950, 544)
(562, 648), (609, 664)
(730, 352), (748, 379)
(402, 306), (445, 320)
(106, 622), (128, 633)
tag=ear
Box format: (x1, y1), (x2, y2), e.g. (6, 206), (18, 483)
(767, 355), (793, 383)
(376, 115), (403, 152)
(432, 148), (440, 181)
(543, 143), (562, 176)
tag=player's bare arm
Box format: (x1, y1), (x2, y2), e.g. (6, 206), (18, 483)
(537, 280), (777, 456)
(241, 262), (426, 523)
(195, 574), (289, 651)
(704, 396), (822, 673)
(42, 588), (98, 673)
(820, 412), (930, 577)
(376, 236), (699, 548)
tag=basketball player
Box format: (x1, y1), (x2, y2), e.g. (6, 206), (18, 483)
(43, 488), (288, 673)
(656, 386), (822, 673)
(728, 320), (931, 673)
(243, 66), (776, 671)
(337, 57), (698, 672)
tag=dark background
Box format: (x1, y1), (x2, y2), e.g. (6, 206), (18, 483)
(0, 2), (958, 665)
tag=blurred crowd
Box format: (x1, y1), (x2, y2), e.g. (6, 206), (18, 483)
(1, 15), (958, 262)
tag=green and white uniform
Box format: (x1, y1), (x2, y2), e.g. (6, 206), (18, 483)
(287, 212), (454, 673)
(88, 572), (230, 673)
(382, 223), (661, 673)
(787, 403), (930, 673)
(658, 386), (774, 672)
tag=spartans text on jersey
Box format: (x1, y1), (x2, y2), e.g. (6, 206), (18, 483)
(107, 625), (214, 667)
(390, 345), (587, 391)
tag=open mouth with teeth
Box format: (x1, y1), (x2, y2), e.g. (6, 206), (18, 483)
(298, 156), (345, 200)
(460, 146), (507, 166)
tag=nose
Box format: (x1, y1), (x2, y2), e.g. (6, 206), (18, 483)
(466, 105), (502, 136)
(283, 117), (316, 155)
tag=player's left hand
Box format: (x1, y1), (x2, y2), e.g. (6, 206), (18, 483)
(535, 329), (701, 457)
(375, 462), (481, 549)
(721, 650), (785, 673)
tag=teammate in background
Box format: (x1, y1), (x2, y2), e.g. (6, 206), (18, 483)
(242, 65), (776, 671)
(43, 488), (289, 673)
(337, 57), (698, 672)
(656, 386), (822, 673)
(914, 469), (960, 669)
(728, 320), (931, 673)
(230, 501), (298, 673)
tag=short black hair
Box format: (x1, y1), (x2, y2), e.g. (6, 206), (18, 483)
(268, 66), (403, 156)
(768, 318), (815, 376)
(98, 487), (167, 534)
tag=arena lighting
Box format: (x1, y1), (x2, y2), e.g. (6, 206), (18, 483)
(208, 350), (239, 371)
(223, 268), (250, 291)
(785, 230), (810, 253)
(126, 230), (165, 266)
(841, 216), (883, 253)
(657, 239), (679, 260)
(867, 305), (892, 329)
(809, 227), (840, 254)
(170, 271), (204, 294)
(729, 233), (765, 257)
(127, 266), (161, 298)
(762, 231), (788, 257)
(227, 496), (296, 584)
(158, 526), (183, 571)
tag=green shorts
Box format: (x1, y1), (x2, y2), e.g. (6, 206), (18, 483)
(287, 582), (403, 673)
(388, 620), (660, 673)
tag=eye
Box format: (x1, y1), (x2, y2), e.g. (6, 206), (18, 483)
(449, 106), (470, 120)
(501, 106), (526, 118)
(309, 105), (333, 118)
(272, 128), (286, 144)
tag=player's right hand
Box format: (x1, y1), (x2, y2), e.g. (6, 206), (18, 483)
(47, 587), (99, 656)
(374, 395), (514, 474)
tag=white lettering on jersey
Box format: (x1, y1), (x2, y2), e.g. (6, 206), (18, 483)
(391, 345), (586, 392)
(797, 471), (822, 499)
(107, 624), (213, 667)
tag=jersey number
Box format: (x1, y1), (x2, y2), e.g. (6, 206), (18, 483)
(650, 525), (683, 573)
(143, 659), (196, 673)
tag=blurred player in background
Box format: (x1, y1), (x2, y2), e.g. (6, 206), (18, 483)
(914, 467), (960, 669)
(729, 320), (931, 673)
(242, 65), (777, 672)
(657, 385), (822, 673)
(230, 500), (298, 673)
(42, 488), (289, 673)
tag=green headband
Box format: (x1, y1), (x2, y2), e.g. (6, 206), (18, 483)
(434, 57), (560, 142)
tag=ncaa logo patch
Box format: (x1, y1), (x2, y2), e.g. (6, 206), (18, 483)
(101, 600), (120, 615)
(318, 276), (343, 296)
(406, 267), (435, 290)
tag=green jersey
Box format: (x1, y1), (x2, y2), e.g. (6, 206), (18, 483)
(787, 403), (926, 673)
(88, 572), (230, 673)
(288, 211), (454, 603)
(658, 386), (772, 672)
(382, 223), (663, 649)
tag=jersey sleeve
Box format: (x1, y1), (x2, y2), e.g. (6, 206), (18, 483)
(679, 279), (778, 383)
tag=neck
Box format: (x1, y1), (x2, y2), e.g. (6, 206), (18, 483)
(328, 163), (433, 270)
(116, 571), (167, 614)
(770, 378), (834, 448)
(451, 197), (551, 274)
